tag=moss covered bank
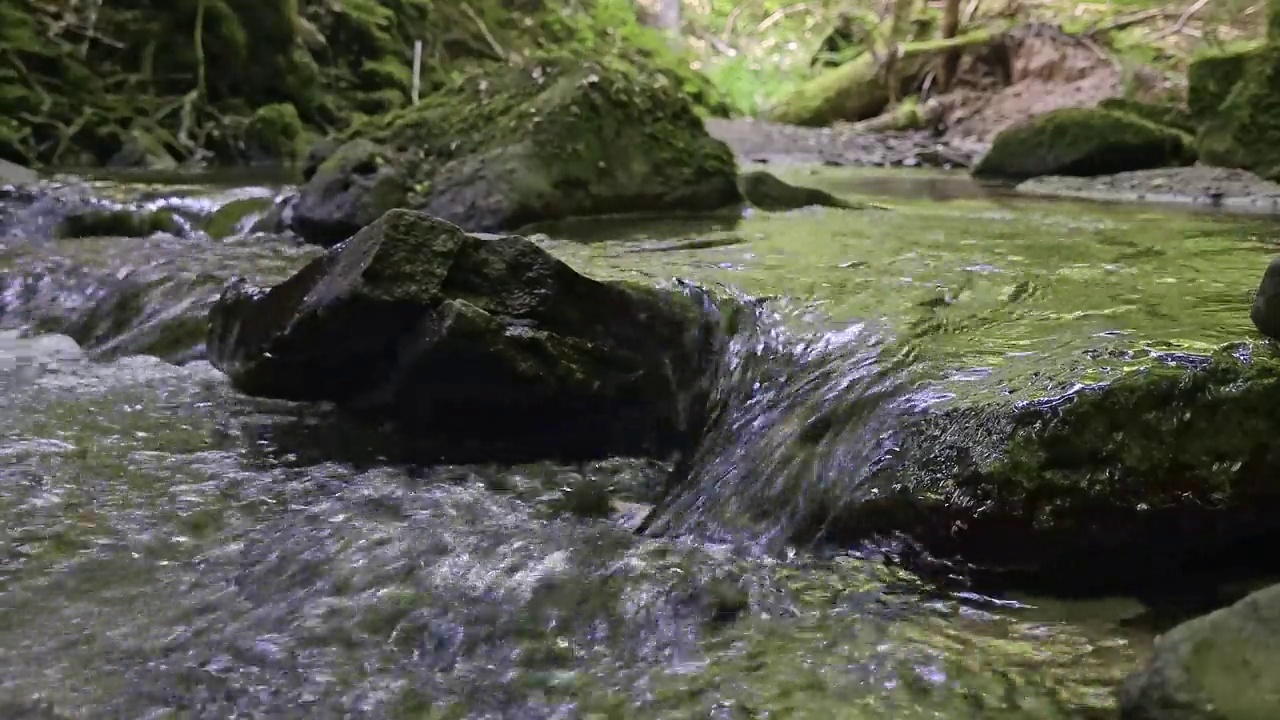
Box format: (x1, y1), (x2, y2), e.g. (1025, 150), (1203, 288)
(1, 0), (730, 167)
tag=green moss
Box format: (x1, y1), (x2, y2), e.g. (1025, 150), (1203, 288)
(1097, 97), (1198, 135)
(970, 352), (1280, 524)
(1196, 44), (1280, 181)
(244, 102), (304, 162)
(973, 108), (1196, 180)
(56, 209), (183, 239)
(311, 53), (738, 229)
(1187, 45), (1263, 120)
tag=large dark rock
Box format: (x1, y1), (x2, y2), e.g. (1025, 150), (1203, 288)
(647, 342), (1280, 595)
(1119, 582), (1280, 719)
(973, 107), (1196, 181)
(288, 56), (742, 246)
(208, 208), (731, 462)
(1252, 256), (1280, 340)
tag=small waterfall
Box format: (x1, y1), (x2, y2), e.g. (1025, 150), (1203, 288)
(644, 295), (944, 553)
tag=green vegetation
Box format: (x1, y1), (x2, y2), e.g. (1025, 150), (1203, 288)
(0, 0), (728, 167)
(972, 107), (1195, 180)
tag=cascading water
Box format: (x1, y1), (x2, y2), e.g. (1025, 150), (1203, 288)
(643, 293), (946, 554)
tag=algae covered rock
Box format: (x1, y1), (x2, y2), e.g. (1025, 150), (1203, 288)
(650, 344), (1280, 595)
(243, 102), (304, 163)
(289, 56), (741, 244)
(973, 108), (1196, 180)
(209, 208), (730, 462)
(1119, 582), (1280, 719)
(1098, 97), (1198, 135)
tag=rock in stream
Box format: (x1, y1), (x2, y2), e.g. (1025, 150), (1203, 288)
(290, 55), (742, 245)
(209, 208), (734, 462)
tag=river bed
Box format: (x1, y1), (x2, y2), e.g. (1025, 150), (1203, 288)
(0, 166), (1276, 718)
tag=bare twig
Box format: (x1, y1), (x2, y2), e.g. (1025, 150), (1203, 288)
(1087, 8), (1168, 35)
(460, 3), (512, 62)
(757, 3), (812, 33)
(1149, 0), (1211, 40)
(962, 0), (982, 24)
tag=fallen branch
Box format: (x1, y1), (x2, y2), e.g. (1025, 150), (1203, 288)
(460, 2), (513, 62)
(1086, 8), (1169, 35)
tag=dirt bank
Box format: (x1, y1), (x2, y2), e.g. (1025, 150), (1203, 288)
(704, 117), (986, 169)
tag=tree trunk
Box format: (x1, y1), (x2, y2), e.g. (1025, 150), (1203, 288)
(767, 30), (994, 127)
(939, 0), (962, 91)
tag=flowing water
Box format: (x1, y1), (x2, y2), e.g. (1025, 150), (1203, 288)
(0, 166), (1276, 718)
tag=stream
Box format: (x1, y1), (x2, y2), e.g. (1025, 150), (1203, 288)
(0, 165), (1275, 718)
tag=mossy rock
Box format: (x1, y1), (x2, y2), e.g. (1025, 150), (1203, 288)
(651, 344), (1280, 596)
(1187, 45), (1261, 120)
(210, 208), (735, 462)
(289, 54), (741, 244)
(1098, 97), (1198, 135)
(972, 108), (1196, 181)
(1119, 582), (1280, 719)
(244, 102), (304, 163)
(1196, 44), (1280, 182)
(737, 171), (880, 212)
(56, 208), (183, 239)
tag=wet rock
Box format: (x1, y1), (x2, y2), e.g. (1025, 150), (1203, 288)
(289, 56), (741, 245)
(1251, 256), (1280, 340)
(737, 171), (884, 212)
(56, 207), (183, 239)
(972, 107), (1196, 181)
(1119, 582), (1280, 719)
(208, 208), (731, 462)
(651, 343), (1280, 596)
(243, 102), (304, 163)
(0, 158), (37, 186)
(291, 138), (406, 246)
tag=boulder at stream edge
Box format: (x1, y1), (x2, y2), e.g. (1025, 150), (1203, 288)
(1119, 581), (1280, 719)
(208, 208), (731, 462)
(972, 107), (1196, 181)
(289, 56), (742, 246)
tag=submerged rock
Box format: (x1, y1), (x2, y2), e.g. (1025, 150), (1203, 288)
(1119, 582), (1280, 719)
(289, 56), (741, 245)
(972, 108), (1196, 181)
(208, 208), (730, 462)
(650, 343), (1280, 595)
